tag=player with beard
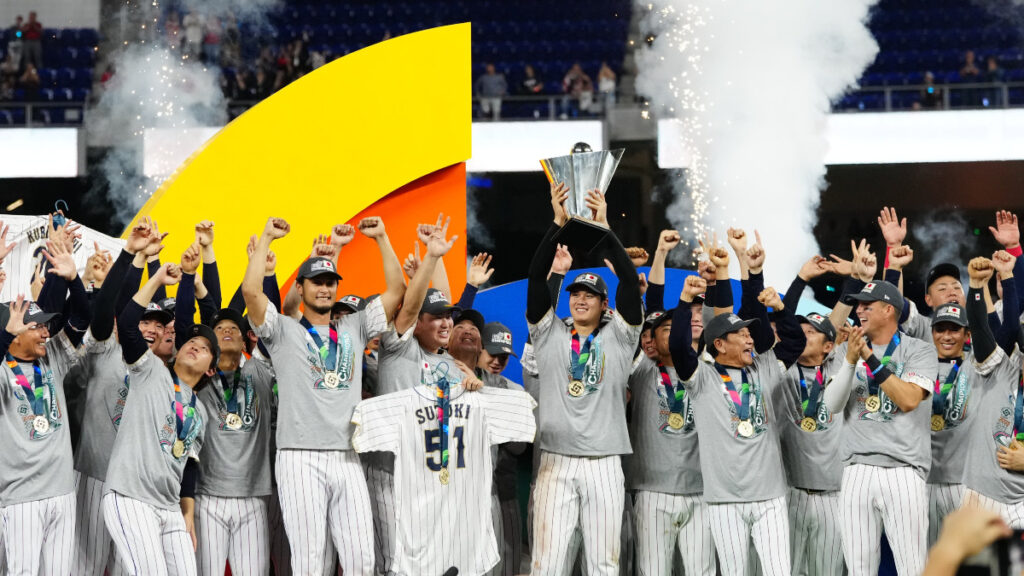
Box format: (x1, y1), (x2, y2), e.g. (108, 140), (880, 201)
(243, 216), (404, 575)
(368, 216), (472, 576)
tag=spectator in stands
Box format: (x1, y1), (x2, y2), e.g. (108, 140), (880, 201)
(258, 46), (276, 78)
(519, 64), (544, 95)
(1, 52), (19, 84)
(475, 62), (507, 121)
(919, 71), (943, 110)
(561, 62), (594, 118)
(203, 17), (222, 66)
(985, 56), (1004, 83)
(165, 11), (182, 53)
(6, 16), (24, 72)
(20, 12), (42, 71)
(598, 62), (617, 111)
(221, 16), (240, 68)
(291, 38), (311, 76)
(0, 77), (13, 101)
(182, 11), (202, 60)
(960, 50), (980, 81)
(18, 61), (40, 100)
(232, 67), (255, 100)
(255, 67), (272, 100)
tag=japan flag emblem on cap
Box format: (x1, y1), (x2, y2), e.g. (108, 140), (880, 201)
(728, 315), (740, 324)
(809, 313), (824, 322)
(428, 291), (447, 304)
(493, 332), (512, 345)
(864, 283), (876, 292)
(947, 306), (960, 315)
(343, 296), (360, 304)
(582, 273), (598, 283)
(312, 260), (335, 273)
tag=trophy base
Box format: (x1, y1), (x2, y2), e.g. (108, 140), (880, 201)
(553, 218), (610, 253)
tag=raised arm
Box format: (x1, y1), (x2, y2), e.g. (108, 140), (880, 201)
(394, 221), (457, 334)
(119, 263), (181, 365)
(527, 182), (570, 324)
(195, 220), (221, 311)
(242, 218), (290, 328)
(967, 257), (998, 363)
(825, 239), (875, 331)
(991, 250), (1020, 354)
(176, 242), (201, 350)
(648, 230), (681, 311)
(735, 231), (772, 353)
(705, 236), (734, 316)
(602, 231), (643, 325)
(457, 252), (495, 309)
(41, 239), (90, 345)
(783, 255), (829, 314)
(759, 287), (806, 368)
(356, 217), (405, 322)
(547, 242), (572, 310)
(990, 210), (1024, 312)
(669, 275), (708, 380)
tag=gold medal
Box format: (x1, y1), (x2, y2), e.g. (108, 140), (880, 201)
(667, 413), (684, 430)
(439, 467), (450, 485)
(568, 379), (585, 397)
(225, 413), (242, 430)
(324, 372), (341, 389)
(865, 395), (881, 413)
(800, 417), (817, 432)
(172, 439), (186, 458)
(737, 420), (754, 438)
(32, 415), (49, 434)
(931, 415), (946, 432)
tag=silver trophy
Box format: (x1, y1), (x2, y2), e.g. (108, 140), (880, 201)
(540, 143), (625, 250)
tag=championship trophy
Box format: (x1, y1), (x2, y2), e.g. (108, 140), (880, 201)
(540, 142), (625, 251)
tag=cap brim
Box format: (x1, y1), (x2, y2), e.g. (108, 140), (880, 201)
(302, 271), (343, 281)
(26, 311), (59, 326)
(484, 343), (519, 357)
(565, 282), (606, 297)
(141, 310), (173, 324)
(928, 263), (961, 287)
(709, 317), (759, 342)
(931, 317), (969, 328)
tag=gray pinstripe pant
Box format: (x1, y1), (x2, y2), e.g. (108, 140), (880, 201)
(2, 492), (76, 576)
(194, 495), (270, 576)
(706, 496), (790, 576)
(634, 490), (717, 576)
(788, 488), (845, 576)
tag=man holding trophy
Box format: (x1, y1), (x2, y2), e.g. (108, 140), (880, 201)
(526, 144), (643, 574)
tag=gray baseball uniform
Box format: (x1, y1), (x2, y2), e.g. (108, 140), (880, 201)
(72, 333), (131, 576)
(0, 331), (81, 576)
(102, 349), (208, 576)
(830, 336), (937, 576)
(628, 357), (715, 576)
(962, 347), (1024, 526)
(194, 356), (275, 576)
(771, 361), (845, 576)
(528, 308), (640, 576)
(926, 356), (977, 545)
(252, 300), (386, 576)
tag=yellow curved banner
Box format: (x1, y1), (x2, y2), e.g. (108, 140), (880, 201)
(125, 23), (471, 293)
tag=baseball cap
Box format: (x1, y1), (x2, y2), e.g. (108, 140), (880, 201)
(421, 288), (460, 317)
(843, 280), (905, 315)
(926, 263), (962, 290)
(647, 309), (674, 332)
(797, 312), (837, 342)
(931, 303), (968, 328)
(643, 309), (666, 330)
(703, 313), (759, 345)
(297, 257), (342, 281)
(482, 322), (518, 357)
(141, 301), (173, 324)
(565, 272), (608, 299)
(0, 301), (60, 330)
(157, 297), (176, 313)
(453, 308), (486, 332)
(332, 294), (365, 315)
(183, 323), (220, 363)
(211, 308), (248, 334)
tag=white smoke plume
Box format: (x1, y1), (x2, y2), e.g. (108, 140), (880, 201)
(636, 0), (880, 287)
(912, 211), (977, 278)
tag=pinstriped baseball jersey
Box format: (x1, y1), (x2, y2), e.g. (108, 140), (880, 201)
(527, 309), (640, 456)
(351, 385), (537, 576)
(73, 333), (129, 482)
(104, 349), (207, 509)
(962, 347), (1024, 503)
(195, 356), (275, 497)
(829, 336), (938, 476)
(627, 357), (703, 495)
(772, 362), (844, 492)
(0, 331), (81, 505)
(682, 351), (787, 503)
(928, 357), (977, 484)
(252, 298), (387, 450)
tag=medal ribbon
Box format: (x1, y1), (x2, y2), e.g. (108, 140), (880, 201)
(1014, 371), (1024, 442)
(299, 318), (339, 373)
(172, 374), (198, 442)
(656, 362), (685, 415)
(864, 332), (901, 395)
(931, 359), (961, 416)
(796, 365), (824, 418)
(569, 328), (595, 381)
(714, 363), (751, 420)
(5, 355), (45, 416)
(435, 373), (451, 469)
(218, 368), (242, 414)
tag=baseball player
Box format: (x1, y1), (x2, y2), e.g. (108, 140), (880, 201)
(351, 372), (536, 575)
(72, 222), (167, 576)
(822, 279), (938, 575)
(366, 217), (470, 576)
(242, 216), (405, 576)
(525, 182), (642, 575)
(104, 260), (218, 576)
(0, 235), (91, 576)
(961, 255), (1024, 526)
(668, 237), (807, 576)
(177, 233), (278, 576)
